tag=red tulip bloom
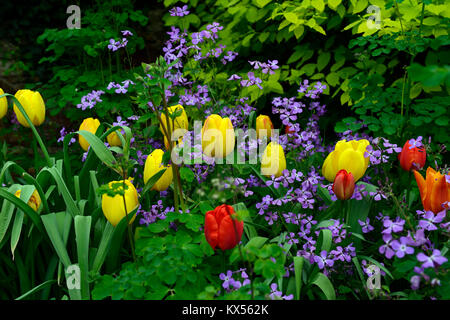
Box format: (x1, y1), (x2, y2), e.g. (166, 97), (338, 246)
(398, 139), (426, 171)
(204, 204), (244, 250)
(333, 169), (355, 200)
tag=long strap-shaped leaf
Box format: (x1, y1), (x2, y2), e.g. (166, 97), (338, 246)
(10, 185), (36, 260)
(38, 166), (80, 217)
(0, 185), (21, 247)
(0, 187), (45, 235)
(74, 215), (91, 300)
(0, 161), (50, 213)
(310, 272), (336, 300)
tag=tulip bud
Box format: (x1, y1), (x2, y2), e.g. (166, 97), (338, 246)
(398, 140), (426, 171)
(332, 170), (355, 200)
(101, 179), (139, 227)
(201, 114), (235, 158)
(143, 149), (173, 191)
(79, 118), (101, 151)
(160, 104), (188, 149)
(15, 189), (42, 212)
(204, 204), (243, 250)
(322, 139), (370, 182)
(13, 89), (46, 127)
(261, 142), (286, 178)
(256, 115), (274, 139)
(0, 88), (7, 120)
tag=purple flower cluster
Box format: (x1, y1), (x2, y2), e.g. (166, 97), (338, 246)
(57, 127), (76, 145)
(76, 90), (105, 110)
(169, 5), (190, 17)
(107, 80), (135, 94)
(375, 209), (448, 290)
(297, 80), (327, 99)
(138, 200), (190, 225)
(219, 269), (251, 293)
(179, 85), (211, 108)
(268, 283), (293, 300)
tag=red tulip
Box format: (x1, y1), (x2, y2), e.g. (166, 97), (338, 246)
(204, 204), (244, 250)
(398, 140), (426, 171)
(333, 169), (355, 200)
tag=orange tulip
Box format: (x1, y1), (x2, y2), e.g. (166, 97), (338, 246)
(332, 169), (355, 200)
(413, 167), (450, 214)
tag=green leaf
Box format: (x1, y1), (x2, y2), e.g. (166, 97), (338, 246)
(15, 280), (57, 300)
(0, 185), (21, 246)
(316, 229), (332, 253)
(76, 130), (116, 167)
(74, 215), (91, 300)
(91, 222), (115, 274)
(141, 168), (167, 196)
(294, 256), (304, 300)
(310, 272), (336, 300)
(180, 167), (195, 183)
(317, 52), (331, 72)
(41, 213), (72, 268)
(0, 187), (45, 235)
(311, 0), (325, 12)
(10, 185), (36, 259)
(284, 12), (298, 24)
(39, 166), (80, 217)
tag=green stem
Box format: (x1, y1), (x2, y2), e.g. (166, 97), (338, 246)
(2, 94), (52, 167)
(122, 174), (136, 262)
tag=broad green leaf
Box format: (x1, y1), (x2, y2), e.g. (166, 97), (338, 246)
(294, 256), (304, 300)
(76, 130), (116, 167)
(41, 213), (72, 268)
(310, 272), (336, 300)
(74, 215), (91, 300)
(11, 185), (36, 259)
(0, 185), (21, 246)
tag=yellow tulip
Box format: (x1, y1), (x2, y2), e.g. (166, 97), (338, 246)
(101, 179), (139, 227)
(160, 104), (189, 132)
(15, 189), (42, 212)
(0, 88), (7, 119)
(261, 142), (286, 178)
(160, 104), (188, 149)
(201, 114), (235, 158)
(13, 89), (46, 127)
(322, 139), (370, 182)
(256, 115), (274, 139)
(78, 118), (101, 151)
(107, 131), (122, 147)
(143, 149), (173, 191)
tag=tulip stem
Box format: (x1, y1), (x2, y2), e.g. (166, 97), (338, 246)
(122, 175), (136, 262)
(3, 94), (53, 168)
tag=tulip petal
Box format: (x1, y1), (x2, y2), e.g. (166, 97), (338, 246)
(204, 211), (219, 250)
(337, 149), (366, 181)
(217, 215), (243, 250)
(430, 174), (448, 214)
